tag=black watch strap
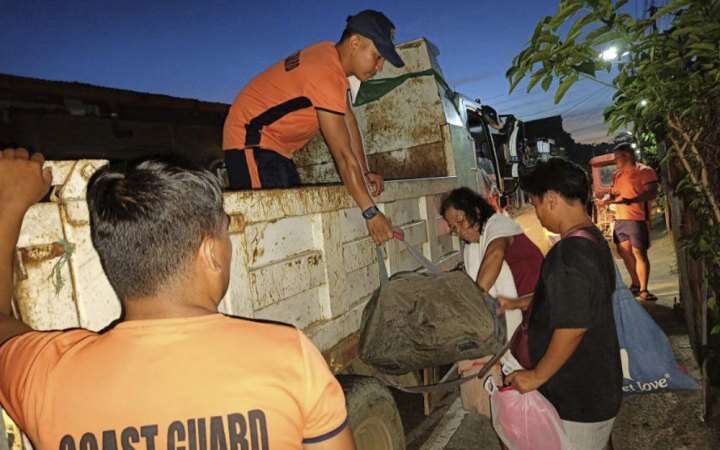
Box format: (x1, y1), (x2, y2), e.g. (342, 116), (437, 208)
(362, 206), (380, 220)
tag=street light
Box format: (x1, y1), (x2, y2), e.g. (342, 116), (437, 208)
(600, 46), (619, 61)
(639, 99), (648, 107)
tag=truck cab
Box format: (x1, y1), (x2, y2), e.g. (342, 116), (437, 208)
(590, 152), (618, 237)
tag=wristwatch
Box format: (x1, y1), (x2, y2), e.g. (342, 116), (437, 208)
(362, 205), (381, 220)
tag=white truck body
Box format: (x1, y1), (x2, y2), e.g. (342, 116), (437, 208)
(3, 38), (502, 450)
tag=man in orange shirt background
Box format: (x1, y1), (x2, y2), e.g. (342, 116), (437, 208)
(0, 149), (355, 450)
(223, 10), (404, 246)
(601, 143), (659, 301)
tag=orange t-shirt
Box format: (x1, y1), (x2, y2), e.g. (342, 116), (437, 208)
(612, 163), (658, 220)
(223, 42), (349, 158)
(0, 314), (347, 450)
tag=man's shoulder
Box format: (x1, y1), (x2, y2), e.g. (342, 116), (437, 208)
(548, 232), (608, 272)
(1, 328), (96, 354)
(636, 163), (659, 179)
(219, 315), (302, 346)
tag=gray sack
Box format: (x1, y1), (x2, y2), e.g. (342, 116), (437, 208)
(359, 243), (507, 375)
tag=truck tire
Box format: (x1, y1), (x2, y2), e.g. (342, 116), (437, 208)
(339, 375), (405, 450)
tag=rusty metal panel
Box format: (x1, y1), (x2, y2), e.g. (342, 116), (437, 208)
(243, 216), (317, 268)
(340, 207), (368, 242)
(356, 76), (446, 156)
(384, 197), (421, 227)
(367, 141), (447, 180)
(14, 203), (79, 331)
(341, 265), (379, 310)
(221, 233), (253, 318)
(342, 238), (375, 274)
(58, 160), (106, 202)
(61, 201), (120, 331)
(254, 287), (324, 329)
(249, 251), (325, 310)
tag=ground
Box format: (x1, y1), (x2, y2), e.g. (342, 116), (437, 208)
(401, 207), (720, 450)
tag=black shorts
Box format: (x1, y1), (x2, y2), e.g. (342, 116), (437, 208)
(224, 148), (300, 190)
(613, 220), (650, 250)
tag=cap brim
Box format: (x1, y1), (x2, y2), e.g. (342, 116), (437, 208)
(376, 40), (405, 68)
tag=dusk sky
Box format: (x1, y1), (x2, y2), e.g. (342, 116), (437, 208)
(1, 0), (653, 143)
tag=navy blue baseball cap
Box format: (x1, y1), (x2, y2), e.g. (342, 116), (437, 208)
(346, 10), (405, 68)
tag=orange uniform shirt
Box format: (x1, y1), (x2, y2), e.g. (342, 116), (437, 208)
(0, 314), (347, 450)
(612, 163), (658, 220)
(223, 42), (349, 158)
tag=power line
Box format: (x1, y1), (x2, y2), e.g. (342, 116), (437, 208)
(519, 86), (612, 120)
(566, 121), (610, 134)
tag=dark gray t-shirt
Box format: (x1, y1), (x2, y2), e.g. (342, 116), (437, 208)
(528, 226), (622, 422)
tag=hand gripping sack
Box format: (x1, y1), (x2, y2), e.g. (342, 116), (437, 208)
(488, 379), (570, 450)
(359, 243), (507, 374)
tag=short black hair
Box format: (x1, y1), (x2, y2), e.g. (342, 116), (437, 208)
(519, 157), (589, 203)
(440, 187), (497, 231)
(87, 159), (225, 300)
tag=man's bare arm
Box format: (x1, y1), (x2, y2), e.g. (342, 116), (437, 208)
(0, 149), (52, 345)
(344, 98), (383, 196)
(317, 110), (393, 245)
(506, 328), (587, 393)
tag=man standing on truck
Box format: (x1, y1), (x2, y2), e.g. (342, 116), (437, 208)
(599, 143), (659, 301)
(223, 10), (404, 245)
(0, 148), (356, 450)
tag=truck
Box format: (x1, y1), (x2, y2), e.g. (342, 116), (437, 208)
(589, 152), (618, 238)
(2, 38), (524, 450)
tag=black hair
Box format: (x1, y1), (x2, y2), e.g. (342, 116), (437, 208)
(519, 157), (590, 203)
(440, 187), (497, 230)
(613, 143), (637, 161)
(87, 159), (224, 300)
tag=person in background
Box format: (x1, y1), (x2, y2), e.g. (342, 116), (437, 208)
(509, 158), (622, 450)
(598, 143), (659, 301)
(0, 149), (355, 450)
(223, 9), (405, 246)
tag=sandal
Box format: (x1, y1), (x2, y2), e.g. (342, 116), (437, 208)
(629, 284), (640, 296)
(638, 290), (658, 302)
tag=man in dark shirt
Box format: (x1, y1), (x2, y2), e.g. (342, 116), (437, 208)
(507, 158), (622, 450)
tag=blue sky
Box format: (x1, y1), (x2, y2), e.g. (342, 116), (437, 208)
(1, 0), (653, 143)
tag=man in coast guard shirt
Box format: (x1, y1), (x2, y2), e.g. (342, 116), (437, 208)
(223, 10), (405, 246)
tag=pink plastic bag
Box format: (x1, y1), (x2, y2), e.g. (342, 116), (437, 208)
(488, 380), (570, 450)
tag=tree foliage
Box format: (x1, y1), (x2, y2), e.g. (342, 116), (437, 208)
(508, 0), (720, 332)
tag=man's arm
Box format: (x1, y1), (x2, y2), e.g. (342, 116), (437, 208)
(506, 328), (587, 393)
(0, 149), (52, 346)
(344, 98), (383, 196)
(613, 181), (658, 204)
(317, 110), (393, 245)
(303, 427), (356, 450)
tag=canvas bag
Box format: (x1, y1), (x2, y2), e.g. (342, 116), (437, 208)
(567, 229), (699, 393)
(359, 242), (507, 375)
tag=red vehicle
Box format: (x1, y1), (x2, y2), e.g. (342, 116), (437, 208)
(589, 153), (617, 237)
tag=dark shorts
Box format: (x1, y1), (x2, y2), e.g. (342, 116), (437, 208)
(224, 148), (300, 190)
(613, 220), (650, 250)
